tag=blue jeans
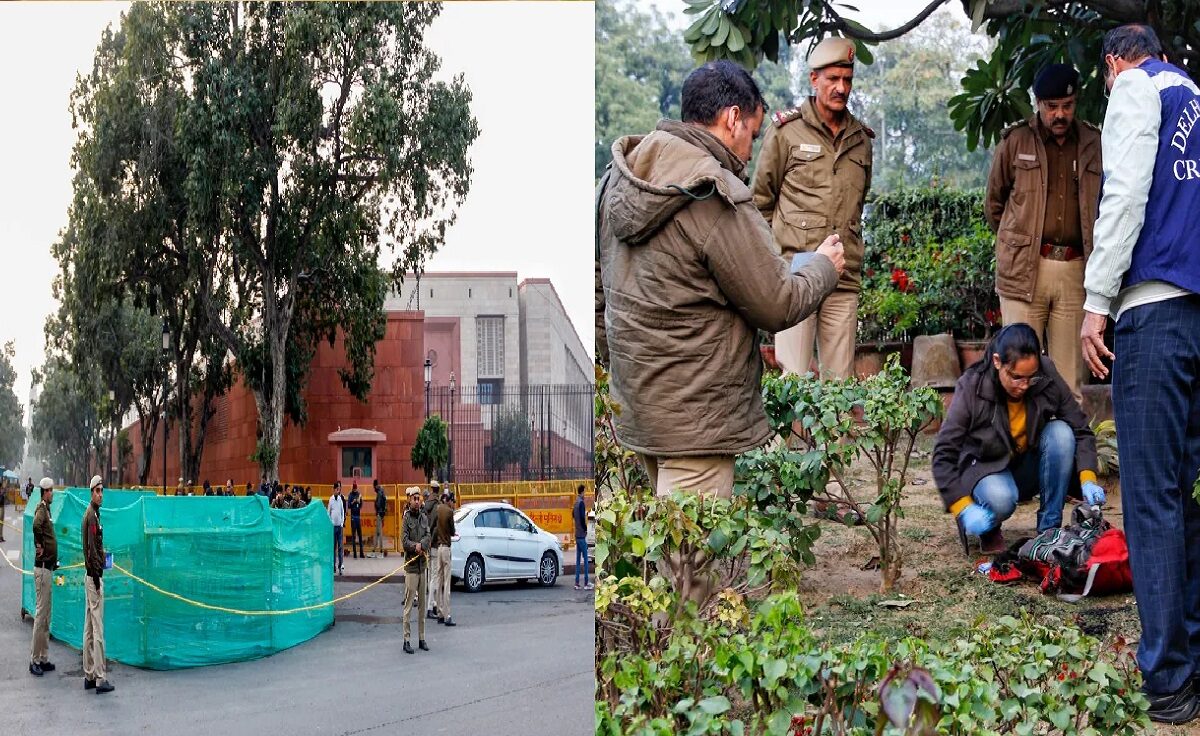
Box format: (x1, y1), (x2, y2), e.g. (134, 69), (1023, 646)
(574, 537), (589, 585)
(333, 526), (344, 570)
(1113, 296), (1200, 695)
(971, 419), (1075, 533)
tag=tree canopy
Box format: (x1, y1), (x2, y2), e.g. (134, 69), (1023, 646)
(0, 342), (26, 471)
(682, 0), (1199, 149)
(56, 2), (478, 481)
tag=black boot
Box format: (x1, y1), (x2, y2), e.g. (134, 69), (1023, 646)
(1146, 686), (1200, 724)
(403, 640), (414, 654)
(29, 663), (43, 677)
(418, 640), (429, 652)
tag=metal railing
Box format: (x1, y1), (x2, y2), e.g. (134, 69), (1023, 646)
(425, 384), (594, 484)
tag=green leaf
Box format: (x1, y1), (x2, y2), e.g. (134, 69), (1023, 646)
(697, 695), (731, 715)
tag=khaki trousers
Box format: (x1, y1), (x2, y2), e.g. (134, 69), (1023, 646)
(776, 289), (858, 379)
(402, 569), (426, 642)
(425, 554), (437, 612)
(83, 577), (106, 681)
(436, 546), (452, 618)
(639, 455), (735, 499)
(999, 258), (1085, 404)
(31, 567), (51, 664)
(639, 454), (735, 608)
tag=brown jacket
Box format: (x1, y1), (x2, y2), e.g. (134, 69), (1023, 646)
(82, 502), (105, 579)
(32, 499), (56, 569)
(401, 507), (431, 574)
(985, 117), (1103, 302)
(596, 120), (839, 457)
(432, 503), (455, 548)
(932, 355), (1097, 511)
(752, 98), (873, 291)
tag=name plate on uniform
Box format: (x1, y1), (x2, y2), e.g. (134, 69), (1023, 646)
(1017, 153), (1037, 162)
(798, 143), (822, 153)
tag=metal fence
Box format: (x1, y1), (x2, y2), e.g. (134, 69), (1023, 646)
(426, 384), (594, 484)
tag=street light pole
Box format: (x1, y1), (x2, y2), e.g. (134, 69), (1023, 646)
(162, 320), (170, 496)
(423, 358), (431, 420)
(448, 372), (456, 485)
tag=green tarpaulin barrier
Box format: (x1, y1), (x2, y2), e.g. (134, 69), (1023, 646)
(20, 488), (334, 669)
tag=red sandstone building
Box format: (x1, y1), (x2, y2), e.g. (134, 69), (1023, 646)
(119, 273), (594, 490)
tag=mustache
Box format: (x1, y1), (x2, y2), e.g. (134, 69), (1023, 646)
(1052, 117), (1068, 125)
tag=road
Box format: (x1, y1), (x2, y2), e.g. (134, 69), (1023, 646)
(0, 525), (595, 736)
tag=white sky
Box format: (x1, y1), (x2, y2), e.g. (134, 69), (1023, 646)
(0, 1), (595, 420)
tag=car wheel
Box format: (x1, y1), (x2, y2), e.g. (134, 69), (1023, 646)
(538, 551), (558, 586)
(464, 554), (485, 593)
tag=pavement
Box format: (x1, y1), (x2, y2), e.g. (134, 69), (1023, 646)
(0, 514), (595, 736)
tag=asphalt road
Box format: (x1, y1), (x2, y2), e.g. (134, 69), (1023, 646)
(0, 528), (595, 736)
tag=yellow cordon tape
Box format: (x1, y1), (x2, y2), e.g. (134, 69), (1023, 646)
(2, 515), (425, 615)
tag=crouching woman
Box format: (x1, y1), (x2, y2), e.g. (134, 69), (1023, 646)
(932, 323), (1103, 553)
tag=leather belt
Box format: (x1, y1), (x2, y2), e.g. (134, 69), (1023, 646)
(34, 561), (54, 571)
(1040, 243), (1082, 261)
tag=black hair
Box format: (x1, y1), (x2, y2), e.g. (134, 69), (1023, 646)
(681, 60), (768, 125)
(577, 484), (585, 494)
(986, 323), (1041, 367)
(1102, 24), (1163, 63)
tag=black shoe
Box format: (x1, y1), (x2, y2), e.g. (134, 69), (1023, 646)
(403, 640), (414, 654)
(437, 616), (444, 625)
(1146, 686), (1200, 724)
(95, 680), (114, 694)
(954, 516), (970, 557)
(426, 610), (437, 620)
(84, 678), (96, 690)
(418, 640), (429, 651)
(29, 663), (43, 677)
(443, 617), (456, 627)
(40, 661), (55, 672)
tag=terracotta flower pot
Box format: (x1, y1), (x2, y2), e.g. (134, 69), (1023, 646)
(956, 339), (989, 371)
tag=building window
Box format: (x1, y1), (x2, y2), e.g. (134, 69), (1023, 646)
(476, 316), (505, 379)
(478, 379), (503, 405)
(341, 447), (373, 477)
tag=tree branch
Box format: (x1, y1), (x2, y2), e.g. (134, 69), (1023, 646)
(820, 0), (948, 43)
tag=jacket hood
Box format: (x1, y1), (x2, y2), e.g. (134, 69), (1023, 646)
(605, 119), (751, 245)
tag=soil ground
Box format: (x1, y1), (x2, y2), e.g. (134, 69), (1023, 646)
(799, 435), (1195, 735)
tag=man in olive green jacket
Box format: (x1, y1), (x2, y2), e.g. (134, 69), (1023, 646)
(30, 477), (57, 677)
(753, 37), (874, 380)
(400, 487), (431, 654)
(596, 60), (844, 501)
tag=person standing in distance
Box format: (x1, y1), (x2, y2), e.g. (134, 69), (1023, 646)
(573, 484), (591, 591)
(752, 37), (873, 379)
(82, 475), (114, 694)
(347, 481), (364, 559)
(328, 481), (347, 575)
(29, 477), (57, 677)
(373, 479), (388, 558)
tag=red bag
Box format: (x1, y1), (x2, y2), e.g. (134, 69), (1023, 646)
(986, 513), (1133, 602)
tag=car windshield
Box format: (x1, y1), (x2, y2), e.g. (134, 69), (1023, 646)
(454, 508), (470, 523)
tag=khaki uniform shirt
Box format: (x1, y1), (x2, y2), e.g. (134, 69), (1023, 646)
(33, 499), (56, 569)
(1040, 126), (1082, 249)
(752, 97), (874, 291)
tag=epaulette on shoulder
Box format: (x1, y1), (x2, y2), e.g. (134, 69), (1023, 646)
(1000, 120), (1028, 140)
(1080, 120), (1101, 132)
(772, 107), (803, 128)
(862, 124), (875, 139)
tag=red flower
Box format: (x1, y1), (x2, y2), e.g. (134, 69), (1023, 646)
(890, 268), (911, 292)
(985, 308), (999, 325)
(900, 233), (911, 244)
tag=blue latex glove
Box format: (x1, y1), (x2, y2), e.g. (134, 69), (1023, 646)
(1082, 481), (1106, 506)
(958, 503), (995, 536)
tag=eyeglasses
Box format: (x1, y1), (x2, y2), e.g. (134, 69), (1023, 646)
(1001, 365), (1038, 387)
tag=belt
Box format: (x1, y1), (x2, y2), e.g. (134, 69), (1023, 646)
(34, 562), (55, 571)
(1040, 243), (1082, 261)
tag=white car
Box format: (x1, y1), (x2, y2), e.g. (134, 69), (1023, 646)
(450, 502), (564, 592)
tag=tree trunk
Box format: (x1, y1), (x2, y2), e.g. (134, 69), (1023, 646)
(134, 404), (159, 486)
(878, 516), (903, 593)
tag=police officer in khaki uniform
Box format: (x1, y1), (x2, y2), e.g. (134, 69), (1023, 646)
(29, 477), (57, 677)
(753, 36), (874, 379)
(82, 475), (114, 694)
(400, 486), (431, 654)
(987, 63), (1102, 404)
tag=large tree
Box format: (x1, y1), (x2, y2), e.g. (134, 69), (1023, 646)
(681, 0), (1200, 149)
(0, 342), (26, 471)
(64, 2), (478, 481)
(30, 356), (96, 485)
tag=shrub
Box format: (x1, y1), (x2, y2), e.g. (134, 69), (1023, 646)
(859, 187), (1000, 342)
(762, 355), (943, 592)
